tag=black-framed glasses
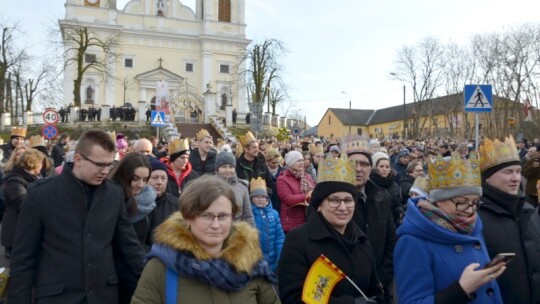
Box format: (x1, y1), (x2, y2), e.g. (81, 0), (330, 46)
(326, 197), (355, 208)
(80, 154), (114, 170)
(449, 198), (482, 213)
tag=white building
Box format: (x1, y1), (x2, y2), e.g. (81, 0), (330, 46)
(60, 0), (249, 122)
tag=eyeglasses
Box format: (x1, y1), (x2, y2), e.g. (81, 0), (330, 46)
(326, 197), (355, 208)
(449, 198), (482, 213)
(354, 160), (371, 168)
(80, 154), (114, 170)
(252, 195), (267, 200)
(197, 212), (233, 224)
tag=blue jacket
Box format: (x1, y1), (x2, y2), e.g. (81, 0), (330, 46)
(394, 197), (503, 304)
(251, 200), (285, 271)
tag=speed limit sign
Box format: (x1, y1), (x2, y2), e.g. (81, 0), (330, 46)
(42, 108), (60, 124)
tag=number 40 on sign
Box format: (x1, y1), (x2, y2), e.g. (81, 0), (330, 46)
(42, 109), (60, 124)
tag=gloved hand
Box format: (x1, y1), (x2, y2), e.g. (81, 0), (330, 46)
(354, 297), (377, 304)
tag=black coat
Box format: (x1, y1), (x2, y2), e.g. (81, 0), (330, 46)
(370, 170), (403, 225)
(278, 212), (383, 303)
(189, 149), (217, 176)
(148, 193), (178, 243)
(1, 167), (38, 248)
(7, 164), (145, 304)
(236, 153), (276, 197)
(478, 183), (540, 304)
(0, 141), (15, 163)
(398, 174), (415, 207)
(353, 181), (397, 290)
(50, 142), (66, 167)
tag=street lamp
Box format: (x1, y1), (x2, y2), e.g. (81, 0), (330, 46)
(390, 73), (406, 139)
(341, 91), (352, 135)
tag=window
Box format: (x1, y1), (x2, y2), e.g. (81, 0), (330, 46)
(185, 63), (193, 72)
(220, 64), (230, 74)
(328, 115), (331, 125)
(357, 128), (363, 136)
(85, 53), (97, 63)
(218, 0), (231, 22)
(124, 58), (133, 68)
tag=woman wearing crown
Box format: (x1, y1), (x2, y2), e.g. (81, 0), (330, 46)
(394, 152), (505, 303)
(278, 155), (383, 303)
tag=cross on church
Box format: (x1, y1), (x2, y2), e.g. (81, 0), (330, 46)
(158, 57), (164, 67)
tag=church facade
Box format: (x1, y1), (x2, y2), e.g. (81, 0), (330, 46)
(60, 0), (249, 122)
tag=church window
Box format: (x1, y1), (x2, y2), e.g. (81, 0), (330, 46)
(124, 58), (133, 68)
(220, 64), (230, 74)
(218, 0), (231, 22)
(85, 53), (97, 63)
(185, 63), (193, 72)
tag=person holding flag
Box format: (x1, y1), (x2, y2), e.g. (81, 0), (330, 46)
(277, 154), (382, 304)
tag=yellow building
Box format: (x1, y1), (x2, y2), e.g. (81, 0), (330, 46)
(317, 93), (516, 140)
(61, 0), (249, 122)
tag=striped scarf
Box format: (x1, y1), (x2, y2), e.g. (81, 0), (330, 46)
(417, 199), (476, 234)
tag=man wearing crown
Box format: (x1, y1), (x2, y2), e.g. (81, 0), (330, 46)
(1, 127), (26, 163)
(341, 135), (396, 304)
(477, 136), (540, 304)
(189, 129), (217, 176)
(236, 131), (276, 201)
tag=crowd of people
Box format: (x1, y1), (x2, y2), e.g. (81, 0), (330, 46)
(0, 125), (539, 303)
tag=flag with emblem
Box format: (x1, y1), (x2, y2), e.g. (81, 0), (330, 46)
(302, 255), (345, 304)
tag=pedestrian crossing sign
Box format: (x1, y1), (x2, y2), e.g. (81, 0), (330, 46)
(151, 111), (166, 127)
(464, 85), (492, 112)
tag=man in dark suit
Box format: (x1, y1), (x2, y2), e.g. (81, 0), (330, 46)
(8, 129), (145, 304)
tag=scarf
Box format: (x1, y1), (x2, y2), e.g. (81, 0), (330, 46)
(288, 168), (314, 194)
(131, 185), (157, 223)
(147, 244), (276, 291)
(171, 161), (193, 188)
(417, 199), (477, 234)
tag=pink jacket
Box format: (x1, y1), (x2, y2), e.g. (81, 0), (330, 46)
(277, 170), (315, 232)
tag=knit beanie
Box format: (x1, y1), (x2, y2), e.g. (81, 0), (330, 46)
(215, 151), (236, 169)
(371, 152), (390, 169)
(398, 148), (410, 158)
(148, 156), (168, 173)
(430, 186), (482, 202)
(310, 181), (358, 209)
(170, 149), (190, 163)
(481, 160), (521, 181)
(285, 151), (303, 168)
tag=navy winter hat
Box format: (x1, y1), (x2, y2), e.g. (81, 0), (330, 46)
(148, 156), (168, 173)
(398, 149), (410, 158)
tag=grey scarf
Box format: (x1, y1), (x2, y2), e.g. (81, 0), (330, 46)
(131, 185), (157, 223)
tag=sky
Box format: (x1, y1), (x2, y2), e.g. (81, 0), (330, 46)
(2, 0), (540, 126)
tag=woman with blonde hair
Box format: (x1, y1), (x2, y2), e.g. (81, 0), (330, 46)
(3, 146), (27, 172)
(1, 148), (44, 258)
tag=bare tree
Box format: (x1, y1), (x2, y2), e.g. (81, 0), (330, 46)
(57, 22), (119, 107)
(268, 87), (286, 115)
(0, 21), (27, 114)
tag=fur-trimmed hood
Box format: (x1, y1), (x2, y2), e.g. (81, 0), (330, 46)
(153, 211), (263, 273)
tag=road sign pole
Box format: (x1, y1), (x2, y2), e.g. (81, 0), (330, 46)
(157, 127), (159, 140)
(475, 113), (479, 151)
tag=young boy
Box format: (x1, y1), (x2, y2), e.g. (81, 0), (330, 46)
(250, 177), (285, 272)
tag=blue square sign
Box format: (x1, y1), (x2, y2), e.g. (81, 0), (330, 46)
(151, 111), (166, 127)
(464, 85), (493, 112)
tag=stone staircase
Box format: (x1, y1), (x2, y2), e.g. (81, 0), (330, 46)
(209, 115), (236, 142)
(174, 123), (222, 143)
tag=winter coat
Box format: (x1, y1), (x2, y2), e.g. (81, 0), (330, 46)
(189, 149), (217, 176)
(399, 174), (415, 207)
(277, 169), (315, 232)
(163, 160), (199, 197)
(0, 141), (15, 163)
(7, 163), (145, 304)
(236, 153), (276, 198)
(478, 183), (540, 304)
(522, 158), (540, 196)
(148, 193), (179, 244)
(370, 169), (403, 225)
(352, 180), (397, 289)
(131, 213), (280, 304)
(51, 142), (66, 167)
(392, 161), (408, 183)
(277, 212), (383, 303)
(1, 167), (38, 248)
(219, 176), (255, 226)
(251, 200), (285, 271)
(268, 166), (286, 215)
(395, 198), (503, 304)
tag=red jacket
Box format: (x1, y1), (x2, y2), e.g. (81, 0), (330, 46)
(277, 170), (315, 232)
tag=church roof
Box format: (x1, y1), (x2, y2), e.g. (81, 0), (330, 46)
(135, 66), (184, 81)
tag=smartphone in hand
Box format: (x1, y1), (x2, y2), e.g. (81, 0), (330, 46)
(484, 253), (515, 269)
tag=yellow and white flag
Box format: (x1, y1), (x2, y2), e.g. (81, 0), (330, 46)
(302, 255), (345, 304)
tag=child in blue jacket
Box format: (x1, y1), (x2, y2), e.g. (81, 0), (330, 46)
(250, 177), (285, 272)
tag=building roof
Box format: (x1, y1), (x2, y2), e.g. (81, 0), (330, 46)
(326, 108), (375, 125)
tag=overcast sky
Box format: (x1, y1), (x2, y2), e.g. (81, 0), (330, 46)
(3, 0), (540, 125)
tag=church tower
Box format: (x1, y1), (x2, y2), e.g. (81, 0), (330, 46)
(195, 0), (245, 24)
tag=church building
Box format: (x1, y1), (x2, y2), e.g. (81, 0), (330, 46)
(60, 0), (249, 123)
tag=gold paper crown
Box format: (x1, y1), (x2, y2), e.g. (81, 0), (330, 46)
(310, 145), (324, 155)
(11, 127), (27, 138)
(428, 151), (481, 190)
(196, 129), (211, 141)
(340, 134), (371, 156)
(479, 136), (520, 173)
(108, 131), (117, 144)
(169, 138), (190, 155)
(250, 177), (267, 193)
(28, 135), (46, 147)
(239, 131), (257, 147)
(317, 154), (356, 185)
(301, 136), (312, 144)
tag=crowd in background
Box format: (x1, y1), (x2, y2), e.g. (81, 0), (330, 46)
(0, 126), (538, 303)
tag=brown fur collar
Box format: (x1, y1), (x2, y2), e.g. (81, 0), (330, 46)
(153, 212), (263, 273)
